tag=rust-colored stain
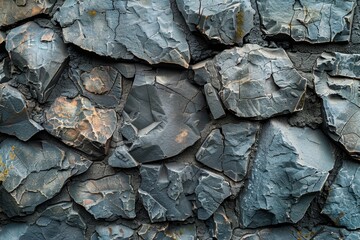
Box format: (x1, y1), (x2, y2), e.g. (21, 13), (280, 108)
(235, 11), (245, 41)
(175, 129), (189, 144)
(41, 32), (55, 42)
(83, 199), (94, 205)
(88, 10), (97, 17)
(9, 146), (16, 160)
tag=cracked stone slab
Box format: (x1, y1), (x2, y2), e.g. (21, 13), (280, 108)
(314, 52), (360, 160)
(139, 163), (230, 222)
(121, 69), (209, 163)
(193, 44), (307, 119)
(204, 83), (226, 119)
(0, 84), (43, 141)
(91, 224), (135, 240)
(54, 0), (190, 67)
(238, 119), (335, 228)
(68, 172), (136, 220)
(5, 21), (69, 103)
(108, 144), (139, 169)
(138, 223), (196, 240)
(0, 138), (91, 217)
(196, 121), (260, 181)
(257, 0), (356, 43)
(44, 95), (117, 157)
(176, 0), (255, 45)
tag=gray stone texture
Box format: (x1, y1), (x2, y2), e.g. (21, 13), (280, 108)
(138, 223), (196, 240)
(0, 32), (5, 45)
(91, 224), (134, 240)
(204, 83), (226, 119)
(108, 144), (139, 169)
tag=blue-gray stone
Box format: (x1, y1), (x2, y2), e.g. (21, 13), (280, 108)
(138, 224), (196, 240)
(209, 206), (233, 240)
(91, 224), (135, 240)
(108, 144), (139, 169)
(204, 83), (226, 119)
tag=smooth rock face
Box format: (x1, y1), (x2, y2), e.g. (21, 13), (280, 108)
(204, 83), (226, 119)
(139, 163), (230, 222)
(314, 52), (360, 160)
(91, 224), (134, 240)
(0, 1), (55, 27)
(122, 69), (208, 163)
(194, 44), (307, 119)
(55, 0), (190, 68)
(176, 0), (255, 45)
(257, 0), (356, 43)
(0, 138), (91, 217)
(68, 173), (136, 220)
(0, 84), (43, 141)
(108, 144), (139, 169)
(44, 96), (117, 156)
(5, 22), (69, 103)
(196, 122), (260, 181)
(322, 160), (360, 229)
(238, 119), (335, 228)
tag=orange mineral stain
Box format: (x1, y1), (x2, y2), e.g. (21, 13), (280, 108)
(175, 129), (189, 144)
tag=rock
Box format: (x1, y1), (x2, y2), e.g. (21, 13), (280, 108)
(139, 163), (230, 222)
(0, 32), (5, 45)
(0, 1), (55, 27)
(196, 122), (260, 181)
(121, 69), (208, 163)
(54, 0), (190, 68)
(5, 22), (69, 103)
(176, 0), (254, 45)
(191, 59), (220, 89)
(257, 0), (356, 43)
(44, 95), (117, 157)
(204, 83), (226, 119)
(0, 84), (43, 141)
(91, 224), (135, 240)
(238, 119), (336, 228)
(193, 45), (307, 119)
(68, 172), (136, 220)
(138, 223), (196, 240)
(314, 52), (360, 160)
(0, 138), (91, 217)
(322, 159), (360, 229)
(108, 144), (139, 169)
(208, 206), (233, 240)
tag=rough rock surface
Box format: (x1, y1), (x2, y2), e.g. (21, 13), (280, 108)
(138, 223), (196, 240)
(257, 0), (356, 43)
(5, 21), (68, 103)
(0, 32), (5, 45)
(54, 0), (190, 68)
(107, 144), (139, 169)
(91, 224), (134, 240)
(44, 95), (117, 157)
(0, 138), (91, 217)
(204, 83), (226, 119)
(238, 119), (335, 228)
(176, 0), (255, 45)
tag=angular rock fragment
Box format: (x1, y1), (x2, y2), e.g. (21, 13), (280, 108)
(55, 0), (190, 67)
(138, 223), (196, 240)
(6, 22), (69, 103)
(196, 122), (260, 181)
(91, 224), (134, 240)
(314, 52), (360, 160)
(0, 32), (5, 45)
(193, 45), (307, 119)
(139, 163), (230, 222)
(238, 119), (335, 228)
(122, 69), (208, 163)
(44, 96), (117, 156)
(0, 138), (91, 217)
(204, 83), (226, 119)
(257, 0), (356, 43)
(0, 1), (55, 27)
(0, 84), (43, 141)
(108, 144), (139, 169)
(176, 0), (255, 45)
(68, 172), (136, 220)
(209, 206), (235, 240)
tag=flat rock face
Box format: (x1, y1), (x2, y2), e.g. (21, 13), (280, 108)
(44, 96), (117, 157)
(257, 0), (356, 43)
(193, 44), (307, 119)
(5, 22), (69, 103)
(0, 138), (91, 217)
(176, 0), (255, 45)
(54, 0), (190, 68)
(238, 119), (335, 228)
(68, 172), (136, 220)
(108, 144), (139, 169)
(0, 84), (43, 141)
(121, 69), (208, 163)
(91, 224), (134, 240)
(0, 1), (55, 27)
(196, 121), (260, 181)
(314, 52), (360, 160)
(204, 83), (226, 119)
(139, 163), (230, 222)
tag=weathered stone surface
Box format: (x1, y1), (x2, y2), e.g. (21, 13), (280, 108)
(91, 224), (135, 240)
(0, 84), (43, 141)
(204, 83), (226, 119)
(44, 95), (117, 156)
(139, 163), (230, 222)
(176, 0), (255, 45)
(0, 1), (55, 27)
(138, 223), (196, 240)
(314, 52), (360, 160)
(6, 22), (68, 103)
(257, 0), (356, 43)
(108, 144), (139, 169)
(0, 32), (5, 45)
(322, 159), (360, 229)
(196, 122), (260, 181)
(122, 69), (208, 163)
(238, 119), (335, 228)
(68, 172), (136, 220)
(208, 206), (233, 240)
(55, 0), (190, 67)
(193, 45), (307, 119)
(0, 138), (91, 217)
